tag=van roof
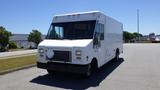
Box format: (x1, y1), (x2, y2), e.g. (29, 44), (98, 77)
(52, 11), (122, 24)
(54, 11), (104, 17)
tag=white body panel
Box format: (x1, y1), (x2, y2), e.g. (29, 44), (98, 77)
(38, 11), (123, 68)
(39, 39), (92, 47)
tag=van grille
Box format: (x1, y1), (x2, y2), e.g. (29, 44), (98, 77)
(48, 51), (71, 62)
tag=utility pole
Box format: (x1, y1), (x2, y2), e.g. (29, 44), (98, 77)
(137, 9), (140, 41)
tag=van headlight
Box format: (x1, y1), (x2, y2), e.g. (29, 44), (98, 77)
(39, 48), (44, 53)
(76, 50), (81, 56)
(46, 49), (54, 59)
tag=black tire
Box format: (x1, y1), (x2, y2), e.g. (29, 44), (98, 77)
(83, 60), (98, 78)
(114, 50), (119, 61)
(83, 64), (92, 77)
(47, 69), (55, 75)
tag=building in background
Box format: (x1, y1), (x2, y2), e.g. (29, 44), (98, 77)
(10, 34), (46, 49)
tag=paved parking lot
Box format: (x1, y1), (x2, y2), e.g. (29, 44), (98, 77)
(0, 44), (160, 90)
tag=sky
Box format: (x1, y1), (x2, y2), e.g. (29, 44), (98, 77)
(0, 0), (160, 35)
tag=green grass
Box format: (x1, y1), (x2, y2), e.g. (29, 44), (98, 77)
(8, 48), (25, 52)
(0, 55), (36, 72)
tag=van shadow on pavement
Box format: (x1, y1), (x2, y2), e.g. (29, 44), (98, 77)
(30, 58), (124, 90)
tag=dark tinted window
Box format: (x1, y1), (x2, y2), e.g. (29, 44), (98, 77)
(46, 20), (96, 40)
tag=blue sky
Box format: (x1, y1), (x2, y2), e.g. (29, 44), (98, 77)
(0, 0), (159, 35)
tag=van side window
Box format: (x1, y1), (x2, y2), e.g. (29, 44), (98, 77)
(100, 23), (104, 40)
(93, 23), (104, 47)
(95, 23), (104, 40)
(93, 23), (100, 47)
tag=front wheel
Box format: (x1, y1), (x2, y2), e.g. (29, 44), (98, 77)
(83, 64), (92, 77)
(47, 69), (56, 75)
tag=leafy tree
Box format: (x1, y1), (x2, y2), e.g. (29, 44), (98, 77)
(132, 32), (143, 39)
(123, 31), (134, 42)
(9, 41), (17, 49)
(123, 31), (143, 42)
(28, 30), (42, 48)
(0, 26), (12, 51)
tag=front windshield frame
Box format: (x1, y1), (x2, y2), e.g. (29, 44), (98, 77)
(46, 20), (96, 40)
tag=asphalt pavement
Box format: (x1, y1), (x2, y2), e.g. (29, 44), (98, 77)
(0, 44), (160, 90)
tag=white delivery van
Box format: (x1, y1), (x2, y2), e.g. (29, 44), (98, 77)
(37, 11), (123, 77)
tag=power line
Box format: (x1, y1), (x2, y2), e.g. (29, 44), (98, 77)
(137, 9), (140, 41)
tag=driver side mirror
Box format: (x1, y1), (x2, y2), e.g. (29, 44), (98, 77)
(93, 37), (98, 46)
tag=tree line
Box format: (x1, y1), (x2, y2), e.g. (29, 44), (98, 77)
(123, 31), (143, 43)
(0, 26), (42, 52)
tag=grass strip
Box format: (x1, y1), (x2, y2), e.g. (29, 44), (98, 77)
(0, 55), (36, 72)
(8, 49), (25, 52)
(0, 53), (36, 60)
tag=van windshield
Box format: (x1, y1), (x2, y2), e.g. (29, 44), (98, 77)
(46, 20), (96, 40)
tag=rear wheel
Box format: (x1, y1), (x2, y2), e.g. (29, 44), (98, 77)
(114, 50), (119, 61)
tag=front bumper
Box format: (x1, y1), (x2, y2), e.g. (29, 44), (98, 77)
(37, 62), (89, 74)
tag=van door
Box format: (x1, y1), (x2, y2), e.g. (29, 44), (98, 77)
(93, 23), (106, 67)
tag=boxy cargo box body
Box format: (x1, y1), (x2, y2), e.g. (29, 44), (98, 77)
(37, 11), (123, 76)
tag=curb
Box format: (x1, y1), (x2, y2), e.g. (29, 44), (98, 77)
(0, 64), (36, 75)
